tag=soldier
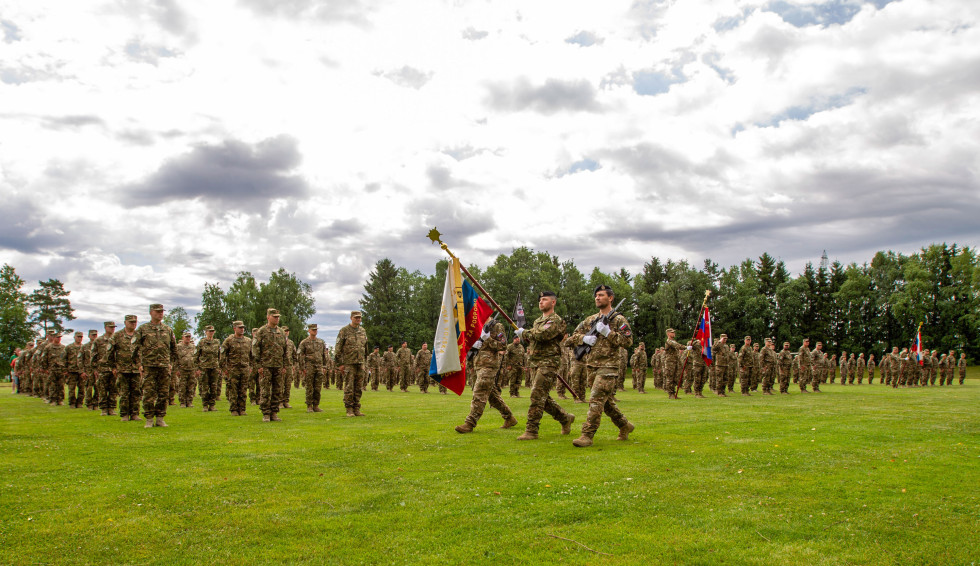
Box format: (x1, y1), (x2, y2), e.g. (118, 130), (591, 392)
(759, 338), (777, 395)
(663, 329), (686, 399)
(958, 353), (967, 384)
(750, 342), (762, 392)
(810, 341), (824, 392)
(131, 305), (178, 427)
(837, 350), (848, 385)
(252, 308), (288, 422)
(630, 342), (648, 394)
(382, 346), (396, 391)
(515, 291), (575, 440)
(524, 350), (532, 387)
(91, 322), (117, 416)
(40, 331), (67, 405)
(737, 336), (754, 396)
(556, 333), (570, 399)
(298, 323), (328, 412)
(455, 322), (517, 433)
(220, 321), (252, 416)
(797, 338), (813, 393)
(109, 315), (143, 422)
(367, 346), (381, 390)
(887, 347), (900, 386)
(81, 330), (99, 409)
(855, 353), (866, 385)
(617, 346), (628, 392)
(249, 328), (261, 405)
(17, 341), (33, 396)
(195, 325), (221, 412)
(867, 354), (876, 385)
(281, 327), (296, 408)
(335, 310), (368, 417)
(505, 336), (526, 398)
(570, 285), (634, 448)
(415, 343), (432, 393)
(396, 341), (413, 392)
(933, 351), (942, 386)
(651, 347), (664, 391)
(176, 332), (197, 407)
(776, 341), (793, 394)
(688, 337), (709, 398)
(847, 353), (857, 385)
(710, 335), (728, 396)
(65, 331), (86, 408)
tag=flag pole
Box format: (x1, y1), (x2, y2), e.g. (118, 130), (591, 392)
(428, 228), (582, 401)
(675, 290), (711, 397)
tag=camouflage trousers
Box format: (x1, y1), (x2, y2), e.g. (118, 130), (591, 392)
(293, 367), (301, 388)
(117, 372), (141, 417)
(259, 367), (284, 417)
(418, 370), (430, 392)
(504, 368), (522, 396)
(709, 365), (723, 392)
(369, 367), (380, 390)
(464, 368), (513, 427)
(798, 366), (812, 391)
(227, 368), (249, 414)
(383, 367), (395, 390)
(304, 367), (325, 407)
(48, 371), (66, 404)
(617, 367), (626, 391)
(749, 367), (759, 391)
(66, 372), (84, 407)
(168, 368), (178, 404)
(524, 365), (572, 435)
(178, 368), (197, 406)
(84, 375), (99, 408)
(281, 366), (293, 404)
(97, 370), (117, 412)
(839, 369), (848, 384)
(868, 369), (876, 384)
(760, 365), (775, 393)
(653, 368), (663, 390)
(142, 367), (169, 418)
(777, 367), (791, 393)
(568, 360), (587, 400)
(250, 370), (260, 404)
(738, 365), (751, 393)
(398, 364), (412, 391)
(726, 365), (736, 391)
(581, 369), (629, 438)
(959, 370), (966, 385)
(343, 364), (366, 411)
(691, 365), (708, 394)
(664, 362), (680, 396)
(199, 368), (220, 408)
(631, 366), (647, 391)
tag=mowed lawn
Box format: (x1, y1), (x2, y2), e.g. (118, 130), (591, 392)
(1, 371), (978, 566)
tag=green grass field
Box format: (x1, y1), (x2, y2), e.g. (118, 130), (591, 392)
(2, 370), (979, 565)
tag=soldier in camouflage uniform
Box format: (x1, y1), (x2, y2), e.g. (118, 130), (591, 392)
(556, 334), (570, 399)
(810, 341), (824, 392)
(249, 328), (261, 405)
(415, 343), (432, 393)
(505, 337), (525, 398)
(382, 346), (396, 391)
(797, 338), (813, 393)
(867, 354), (876, 384)
(663, 329), (686, 399)
(81, 330), (99, 409)
(750, 342), (762, 391)
(652, 347), (664, 390)
(366, 346), (381, 390)
(335, 311), (368, 417)
(524, 350), (532, 387)
(220, 321), (252, 415)
(855, 353), (866, 384)
(515, 291), (575, 440)
(252, 308), (288, 422)
(958, 353), (967, 384)
(455, 322), (517, 433)
(109, 315), (143, 422)
(617, 346), (628, 392)
(176, 332), (197, 407)
(131, 305), (179, 427)
(91, 322), (117, 415)
(560, 335), (586, 402)
(630, 343), (648, 394)
(776, 341), (793, 394)
(32, 332), (51, 400)
(19, 341), (34, 396)
(195, 325), (221, 411)
(709, 335), (728, 396)
(759, 338), (777, 395)
(847, 353), (857, 385)
(280, 327), (296, 407)
(570, 285), (634, 447)
(688, 338), (709, 398)
(837, 351), (848, 385)
(40, 331), (67, 405)
(737, 336), (754, 396)
(396, 341), (414, 392)
(298, 323), (329, 412)
(65, 331), (86, 408)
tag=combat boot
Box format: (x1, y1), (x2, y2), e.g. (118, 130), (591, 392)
(307, 405), (314, 413)
(144, 418), (154, 428)
(231, 411), (240, 416)
(100, 410), (107, 416)
(501, 416), (518, 429)
(455, 422), (474, 433)
(155, 417), (168, 427)
(203, 406), (209, 412)
(695, 392), (705, 398)
(271, 414), (281, 422)
(313, 405), (323, 413)
(283, 402), (292, 409)
(561, 414), (575, 435)
(108, 409), (116, 416)
(130, 415), (142, 422)
(617, 422), (635, 441)
(209, 406), (216, 411)
(262, 415), (271, 422)
(572, 435), (593, 447)
(346, 408), (355, 417)
(354, 409), (365, 416)
(121, 415), (130, 422)
(517, 431), (538, 440)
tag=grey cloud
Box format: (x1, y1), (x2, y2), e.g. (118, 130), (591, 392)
(598, 142), (701, 200)
(315, 218), (365, 242)
(0, 195), (100, 254)
(462, 27), (488, 40)
(124, 37), (179, 65)
(600, 66), (631, 90)
(376, 66), (433, 90)
(42, 115), (105, 130)
(629, 0), (672, 40)
(115, 0), (197, 43)
(120, 135), (309, 211)
(117, 129), (156, 146)
(407, 196), (495, 242)
(1, 19), (21, 43)
(565, 31), (603, 47)
(485, 77), (601, 114)
(238, 0), (376, 26)
(426, 164), (478, 191)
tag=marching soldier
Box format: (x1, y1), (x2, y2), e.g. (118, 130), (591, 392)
(396, 341), (414, 392)
(505, 336), (526, 398)
(415, 343), (432, 393)
(455, 322), (518, 433)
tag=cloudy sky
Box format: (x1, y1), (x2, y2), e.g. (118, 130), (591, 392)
(1, 0), (978, 337)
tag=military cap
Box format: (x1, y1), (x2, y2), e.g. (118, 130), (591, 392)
(593, 284), (613, 295)
(74, 331), (83, 337)
(267, 308), (280, 316)
(308, 324), (318, 330)
(666, 328), (675, 333)
(539, 290), (557, 299)
(104, 321), (116, 328)
(124, 314), (137, 322)
(816, 341), (823, 346)
(88, 329), (98, 335)
(764, 337), (773, 343)
(46, 329), (57, 335)
(783, 341), (791, 346)
(182, 331), (192, 337)
(744, 336), (752, 341)
(232, 321), (244, 328)
(719, 334), (727, 339)
(753, 342), (759, 347)
(204, 325), (215, 331)
(149, 303), (164, 312)
(351, 310), (362, 317)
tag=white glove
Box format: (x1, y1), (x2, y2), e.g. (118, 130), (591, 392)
(473, 340), (483, 349)
(514, 328), (525, 338)
(686, 346), (692, 350)
(480, 330), (490, 340)
(582, 335), (597, 346)
(596, 321), (611, 337)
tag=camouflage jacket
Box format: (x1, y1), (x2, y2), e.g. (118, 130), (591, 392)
(571, 312), (632, 369)
(251, 324), (288, 368)
(414, 349), (432, 372)
(109, 330), (141, 372)
(777, 349), (793, 369)
(220, 335), (252, 369)
(395, 346), (413, 367)
(523, 312), (566, 368)
(382, 351), (396, 367)
(176, 342), (196, 370)
(690, 339), (706, 369)
(664, 339), (686, 369)
(504, 343), (525, 369)
(65, 343), (84, 372)
(131, 322), (178, 369)
(761, 347), (777, 372)
(812, 349), (826, 370)
(195, 337), (221, 369)
(712, 343), (729, 367)
(91, 334), (114, 372)
(285, 339), (297, 367)
(737, 344), (754, 370)
(630, 348), (647, 370)
(335, 324), (368, 365)
(474, 324), (506, 369)
(80, 341), (95, 374)
(298, 336), (329, 369)
(41, 343), (67, 371)
(839, 357), (849, 374)
(856, 358), (866, 374)
(367, 351), (381, 371)
(797, 345), (812, 368)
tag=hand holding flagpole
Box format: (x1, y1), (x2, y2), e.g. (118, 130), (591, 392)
(677, 290), (711, 397)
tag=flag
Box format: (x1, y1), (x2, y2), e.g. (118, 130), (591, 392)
(513, 295), (526, 328)
(913, 327), (923, 365)
(429, 259), (493, 395)
(695, 305), (713, 366)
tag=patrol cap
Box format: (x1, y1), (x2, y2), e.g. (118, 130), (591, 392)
(88, 329), (98, 335)
(666, 328), (676, 333)
(232, 321), (244, 328)
(816, 341), (823, 346)
(539, 290), (557, 299)
(351, 310), (362, 318)
(719, 334), (727, 339)
(744, 335), (752, 341)
(149, 303), (164, 312)
(783, 341), (791, 346)
(104, 321), (116, 328)
(74, 331), (83, 337)
(46, 329), (57, 335)
(267, 308), (280, 316)
(308, 324), (318, 330)
(124, 314), (137, 322)
(753, 342), (759, 347)
(182, 331), (192, 337)
(204, 325), (215, 331)
(593, 284), (613, 296)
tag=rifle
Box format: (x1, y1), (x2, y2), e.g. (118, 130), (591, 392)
(574, 297), (628, 361)
(466, 313), (500, 363)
